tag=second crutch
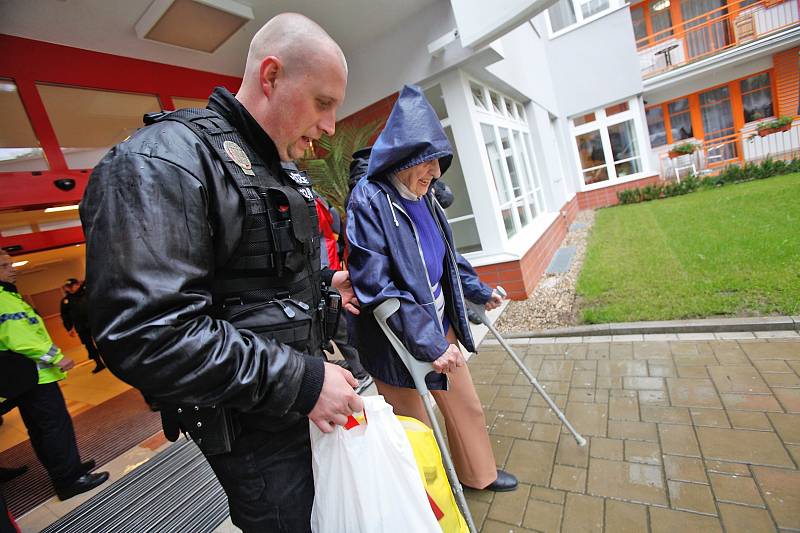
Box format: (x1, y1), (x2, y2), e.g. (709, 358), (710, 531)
(468, 287), (587, 447)
(374, 298), (479, 533)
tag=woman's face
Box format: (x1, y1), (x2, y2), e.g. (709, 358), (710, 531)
(395, 159), (441, 198)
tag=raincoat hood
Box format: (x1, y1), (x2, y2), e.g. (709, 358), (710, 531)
(366, 84), (452, 181)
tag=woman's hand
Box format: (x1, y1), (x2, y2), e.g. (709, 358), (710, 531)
(432, 344), (465, 374)
(484, 290), (504, 311)
(331, 270), (361, 315)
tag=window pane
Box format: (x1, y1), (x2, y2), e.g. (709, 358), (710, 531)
(0, 79), (48, 172)
(740, 73), (773, 123)
(650, 1), (674, 41)
(504, 98), (515, 119)
(615, 158), (642, 177)
(549, 0), (577, 32)
(450, 218), (482, 253)
(631, 6), (648, 45)
(608, 120), (640, 163)
(442, 126), (474, 219)
(490, 92), (503, 115)
(606, 102), (630, 116)
(526, 192), (538, 220)
(513, 131), (534, 193)
(500, 128), (522, 198)
(575, 130), (605, 170)
(38, 84), (161, 169)
(646, 107), (667, 147)
(583, 166), (609, 185)
(580, 0), (610, 18)
(171, 96), (208, 109)
(471, 84), (487, 111)
(481, 123), (511, 203)
(502, 203), (516, 237)
(668, 98), (694, 141)
(574, 112), (596, 126)
(515, 103), (526, 121)
(424, 84), (448, 121)
(515, 197), (529, 227)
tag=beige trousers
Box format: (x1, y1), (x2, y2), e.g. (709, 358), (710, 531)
(374, 328), (497, 489)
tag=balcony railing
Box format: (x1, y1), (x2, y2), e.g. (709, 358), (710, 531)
(638, 0), (800, 78)
(657, 118), (800, 179)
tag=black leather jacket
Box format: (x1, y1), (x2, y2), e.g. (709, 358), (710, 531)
(80, 88), (325, 419)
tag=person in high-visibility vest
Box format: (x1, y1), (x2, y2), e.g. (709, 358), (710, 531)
(0, 251), (109, 500)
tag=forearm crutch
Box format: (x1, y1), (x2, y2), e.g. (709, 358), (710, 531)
(373, 299), (478, 533)
(469, 287), (587, 447)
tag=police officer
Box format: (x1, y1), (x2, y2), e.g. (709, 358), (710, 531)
(60, 278), (104, 373)
(0, 252), (108, 500)
(80, 13), (361, 533)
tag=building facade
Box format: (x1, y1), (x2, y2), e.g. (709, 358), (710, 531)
(1, 0), (798, 305)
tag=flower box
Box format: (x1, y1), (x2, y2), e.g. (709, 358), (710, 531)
(757, 123), (792, 137)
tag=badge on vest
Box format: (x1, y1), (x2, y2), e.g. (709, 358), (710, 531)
(287, 170), (311, 186)
(223, 141), (255, 176)
(297, 187), (314, 201)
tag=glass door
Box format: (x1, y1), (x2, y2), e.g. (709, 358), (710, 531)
(699, 86), (737, 163)
(680, 0), (730, 59)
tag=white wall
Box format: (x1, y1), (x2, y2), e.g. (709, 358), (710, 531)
(544, 8), (643, 118)
(486, 21), (560, 115)
(341, 1), (492, 117)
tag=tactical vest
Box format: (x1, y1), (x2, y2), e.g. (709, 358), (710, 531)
(144, 109), (324, 355)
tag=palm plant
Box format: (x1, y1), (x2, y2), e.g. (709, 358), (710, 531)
(299, 119), (384, 215)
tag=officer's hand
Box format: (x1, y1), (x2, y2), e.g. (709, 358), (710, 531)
(57, 356), (75, 372)
(309, 362), (364, 434)
(432, 344), (465, 374)
(331, 270), (360, 316)
(484, 290), (504, 311)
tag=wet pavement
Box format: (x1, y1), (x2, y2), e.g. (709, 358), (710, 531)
(466, 334), (800, 532)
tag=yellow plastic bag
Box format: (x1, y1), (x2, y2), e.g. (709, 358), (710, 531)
(399, 416), (469, 533)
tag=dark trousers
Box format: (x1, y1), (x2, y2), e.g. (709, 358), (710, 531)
(204, 419), (314, 533)
(16, 382), (83, 488)
(336, 314), (366, 378)
(76, 329), (102, 364)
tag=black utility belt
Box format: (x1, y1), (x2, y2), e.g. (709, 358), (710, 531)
(221, 298), (314, 347)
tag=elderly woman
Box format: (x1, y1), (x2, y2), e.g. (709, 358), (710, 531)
(346, 85), (517, 492)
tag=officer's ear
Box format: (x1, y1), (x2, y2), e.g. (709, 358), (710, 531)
(260, 56), (282, 98)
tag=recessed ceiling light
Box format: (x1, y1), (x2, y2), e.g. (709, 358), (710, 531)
(135, 0), (254, 53)
(44, 205), (80, 213)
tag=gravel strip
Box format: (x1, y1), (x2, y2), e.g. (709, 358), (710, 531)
(496, 210), (595, 333)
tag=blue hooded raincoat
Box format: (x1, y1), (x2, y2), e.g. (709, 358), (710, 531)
(346, 85), (493, 390)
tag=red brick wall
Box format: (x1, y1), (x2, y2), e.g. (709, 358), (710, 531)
(474, 196), (579, 299)
(576, 175), (660, 210)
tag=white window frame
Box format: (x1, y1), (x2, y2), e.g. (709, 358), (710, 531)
(570, 97), (650, 191)
(469, 78), (545, 240)
(545, 0), (627, 39)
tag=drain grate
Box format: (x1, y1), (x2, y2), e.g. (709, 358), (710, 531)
(546, 246), (577, 274)
(41, 439), (228, 533)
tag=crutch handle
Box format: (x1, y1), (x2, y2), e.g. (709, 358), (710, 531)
(373, 299), (434, 394)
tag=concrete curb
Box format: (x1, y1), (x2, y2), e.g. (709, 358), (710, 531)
(500, 315), (800, 338)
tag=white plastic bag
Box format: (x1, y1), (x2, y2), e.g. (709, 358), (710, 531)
(310, 395), (441, 533)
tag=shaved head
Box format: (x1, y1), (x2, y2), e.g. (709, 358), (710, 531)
(241, 13), (346, 91)
(236, 13), (348, 161)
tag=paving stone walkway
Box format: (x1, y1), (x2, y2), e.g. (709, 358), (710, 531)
(464, 335), (800, 532)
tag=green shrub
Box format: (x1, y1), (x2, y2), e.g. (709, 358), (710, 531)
(613, 158), (798, 206)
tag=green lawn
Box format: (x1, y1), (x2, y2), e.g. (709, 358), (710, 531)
(576, 173), (800, 324)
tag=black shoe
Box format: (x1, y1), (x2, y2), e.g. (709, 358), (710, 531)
(0, 465), (28, 483)
(55, 471), (109, 501)
(467, 307), (484, 325)
(466, 469), (518, 492)
(81, 459), (96, 473)
(91, 362), (106, 374)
